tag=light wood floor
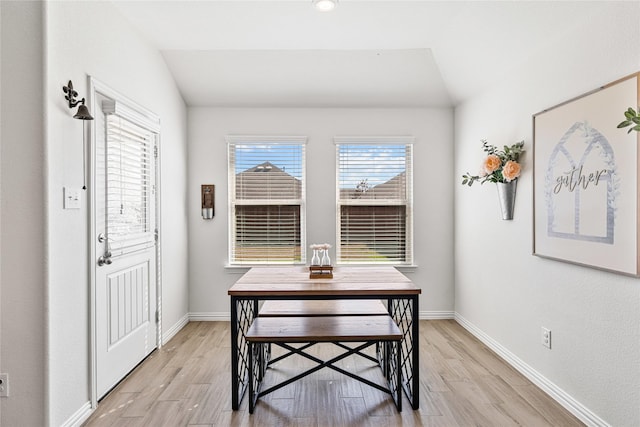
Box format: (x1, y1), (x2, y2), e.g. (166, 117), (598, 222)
(83, 320), (584, 426)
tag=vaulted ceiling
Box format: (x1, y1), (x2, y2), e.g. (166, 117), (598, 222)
(110, 0), (615, 108)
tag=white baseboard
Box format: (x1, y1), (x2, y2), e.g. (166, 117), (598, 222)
(420, 310), (455, 319)
(454, 313), (610, 427)
(60, 401), (92, 427)
(162, 313), (189, 345)
(189, 312), (230, 321)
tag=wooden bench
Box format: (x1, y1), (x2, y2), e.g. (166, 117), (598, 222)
(245, 315), (402, 413)
(259, 299), (388, 317)
(257, 300), (393, 393)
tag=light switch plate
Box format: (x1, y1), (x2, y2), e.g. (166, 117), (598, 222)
(0, 373), (8, 397)
(64, 187), (81, 209)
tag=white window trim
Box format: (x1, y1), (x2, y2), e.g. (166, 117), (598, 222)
(334, 136), (415, 145)
(226, 135), (308, 266)
(334, 136), (414, 266)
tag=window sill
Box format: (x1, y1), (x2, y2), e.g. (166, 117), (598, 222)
(225, 263), (418, 272)
(224, 263), (307, 272)
(335, 263), (418, 272)
(394, 264), (418, 273)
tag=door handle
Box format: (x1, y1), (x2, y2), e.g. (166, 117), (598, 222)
(97, 233), (113, 266)
(97, 254), (112, 266)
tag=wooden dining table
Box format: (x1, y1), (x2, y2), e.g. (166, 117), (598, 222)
(228, 265), (421, 410)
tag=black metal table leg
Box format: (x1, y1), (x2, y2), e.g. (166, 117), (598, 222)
(231, 297), (259, 410)
(411, 295), (420, 409)
(230, 296), (239, 410)
(390, 296), (420, 410)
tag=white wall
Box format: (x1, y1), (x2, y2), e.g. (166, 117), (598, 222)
(0, 2), (46, 426)
(454, 3), (640, 426)
(44, 2), (188, 425)
(188, 107), (454, 318)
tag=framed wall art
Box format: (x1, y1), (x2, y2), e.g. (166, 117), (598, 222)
(533, 72), (640, 276)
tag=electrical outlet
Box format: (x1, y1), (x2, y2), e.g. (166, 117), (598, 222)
(0, 373), (9, 397)
(541, 327), (551, 349)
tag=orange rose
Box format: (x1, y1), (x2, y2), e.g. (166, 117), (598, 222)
(502, 160), (521, 182)
(483, 154), (501, 174)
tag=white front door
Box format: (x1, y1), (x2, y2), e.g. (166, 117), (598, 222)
(93, 95), (159, 399)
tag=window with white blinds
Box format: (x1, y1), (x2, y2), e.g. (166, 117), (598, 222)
(227, 136), (306, 264)
(105, 113), (156, 257)
(336, 138), (413, 264)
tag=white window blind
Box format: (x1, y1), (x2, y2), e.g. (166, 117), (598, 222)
(105, 113), (156, 257)
(336, 138), (413, 264)
(227, 137), (306, 264)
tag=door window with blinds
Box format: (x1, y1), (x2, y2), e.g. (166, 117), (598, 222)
(336, 137), (413, 264)
(227, 136), (307, 264)
(102, 101), (157, 257)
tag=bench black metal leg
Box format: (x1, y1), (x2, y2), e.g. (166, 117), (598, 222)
(253, 340), (402, 413)
(248, 341), (255, 414)
(385, 341), (391, 379)
(257, 343), (264, 381)
(396, 340), (402, 411)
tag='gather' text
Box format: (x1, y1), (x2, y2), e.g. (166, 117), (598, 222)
(553, 166), (608, 194)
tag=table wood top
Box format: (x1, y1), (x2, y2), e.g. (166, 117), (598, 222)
(228, 266), (421, 297)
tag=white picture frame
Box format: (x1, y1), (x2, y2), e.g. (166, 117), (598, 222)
(533, 73), (640, 276)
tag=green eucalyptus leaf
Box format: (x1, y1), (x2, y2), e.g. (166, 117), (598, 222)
(618, 120), (632, 128)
